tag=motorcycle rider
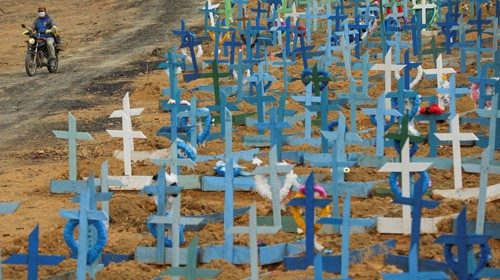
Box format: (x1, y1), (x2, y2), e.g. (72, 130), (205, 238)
(31, 7), (58, 64)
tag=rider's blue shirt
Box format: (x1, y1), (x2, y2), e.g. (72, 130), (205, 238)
(35, 16), (53, 38)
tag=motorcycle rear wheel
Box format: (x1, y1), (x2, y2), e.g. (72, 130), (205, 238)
(25, 52), (37, 76)
(47, 56), (58, 73)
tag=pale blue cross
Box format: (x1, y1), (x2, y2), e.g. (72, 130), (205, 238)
(53, 112), (93, 181)
(361, 94), (402, 157)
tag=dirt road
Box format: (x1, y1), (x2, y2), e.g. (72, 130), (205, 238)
(0, 0), (202, 150)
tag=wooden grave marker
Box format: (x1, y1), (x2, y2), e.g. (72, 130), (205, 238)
(60, 176), (108, 280)
(229, 204), (280, 280)
(52, 112), (93, 181)
(160, 237), (221, 280)
(378, 139), (433, 234)
(4, 226), (65, 280)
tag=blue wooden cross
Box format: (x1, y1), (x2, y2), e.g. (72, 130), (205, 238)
(469, 63), (497, 110)
(435, 207), (493, 280)
(206, 18), (233, 62)
(475, 92), (500, 234)
(361, 94), (402, 157)
(271, 49), (296, 121)
(451, 15), (472, 73)
(436, 73), (469, 119)
(229, 51), (252, 102)
(255, 108), (291, 160)
(352, 50), (373, 95)
(233, 0), (249, 30)
(160, 236), (221, 280)
(244, 62), (276, 134)
(292, 24), (315, 69)
(307, 87), (345, 153)
(402, 14), (426, 57)
(173, 19), (207, 82)
(96, 160), (120, 222)
(177, 97), (210, 148)
(0, 202), (20, 215)
(222, 108), (236, 262)
(303, 1), (314, 44)
(4, 226), (65, 280)
(437, 11), (458, 54)
(60, 176), (108, 280)
(149, 187), (204, 277)
(337, 77), (373, 145)
(277, 17), (295, 57)
(401, 50), (421, 90)
(223, 31), (242, 67)
(415, 112), (451, 157)
(66, 173), (113, 279)
(485, 15), (499, 51)
(328, 6), (347, 32)
(467, 8), (493, 68)
(284, 172), (332, 270)
(158, 50), (185, 143)
(348, 12), (369, 58)
(53, 112), (93, 181)
(290, 83), (321, 145)
(321, 114), (356, 215)
(140, 166), (182, 264)
(386, 30), (410, 64)
(229, 204), (280, 280)
(382, 173), (448, 280)
(386, 78), (419, 118)
(151, 140), (195, 175)
(317, 194), (375, 279)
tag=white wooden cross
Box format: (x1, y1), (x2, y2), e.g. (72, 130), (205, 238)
(285, 3), (301, 25)
(110, 92), (145, 156)
(370, 47), (406, 108)
(412, 0), (436, 25)
(423, 54), (456, 88)
(107, 114), (146, 176)
(202, 0), (220, 27)
(435, 115), (478, 190)
(252, 146), (294, 228)
(379, 139), (433, 234)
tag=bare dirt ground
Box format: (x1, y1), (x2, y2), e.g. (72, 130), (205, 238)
(0, 0), (499, 279)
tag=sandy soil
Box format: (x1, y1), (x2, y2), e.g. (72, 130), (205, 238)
(0, 0), (499, 279)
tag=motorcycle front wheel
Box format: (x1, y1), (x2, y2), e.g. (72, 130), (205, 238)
(47, 55), (58, 73)
(25, 52), (37, 76)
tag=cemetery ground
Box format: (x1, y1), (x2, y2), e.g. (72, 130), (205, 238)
(0, 0), (499, 279)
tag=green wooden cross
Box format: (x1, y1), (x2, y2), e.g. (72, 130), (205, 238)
(385, 114), (426, 159)
(53, 112), (93, 181)
(160, 236), (221, 280)
(199, 60), (231, 106)
(420, 36), (445, 66)
(224, 0), (233, 26)
(301, 63), (331, 96)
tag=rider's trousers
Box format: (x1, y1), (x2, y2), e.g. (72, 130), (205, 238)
(45, 37), (55, 59)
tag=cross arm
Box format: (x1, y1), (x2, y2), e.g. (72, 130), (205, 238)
(287, 197), (331, 208)
(59, 209), (108, 221)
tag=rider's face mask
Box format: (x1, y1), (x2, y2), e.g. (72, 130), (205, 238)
(38, 12), (46, 17)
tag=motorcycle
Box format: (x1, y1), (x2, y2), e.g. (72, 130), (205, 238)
(21, 24), (61, 76)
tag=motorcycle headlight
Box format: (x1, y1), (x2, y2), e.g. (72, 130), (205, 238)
(28, 38), (35, 45)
